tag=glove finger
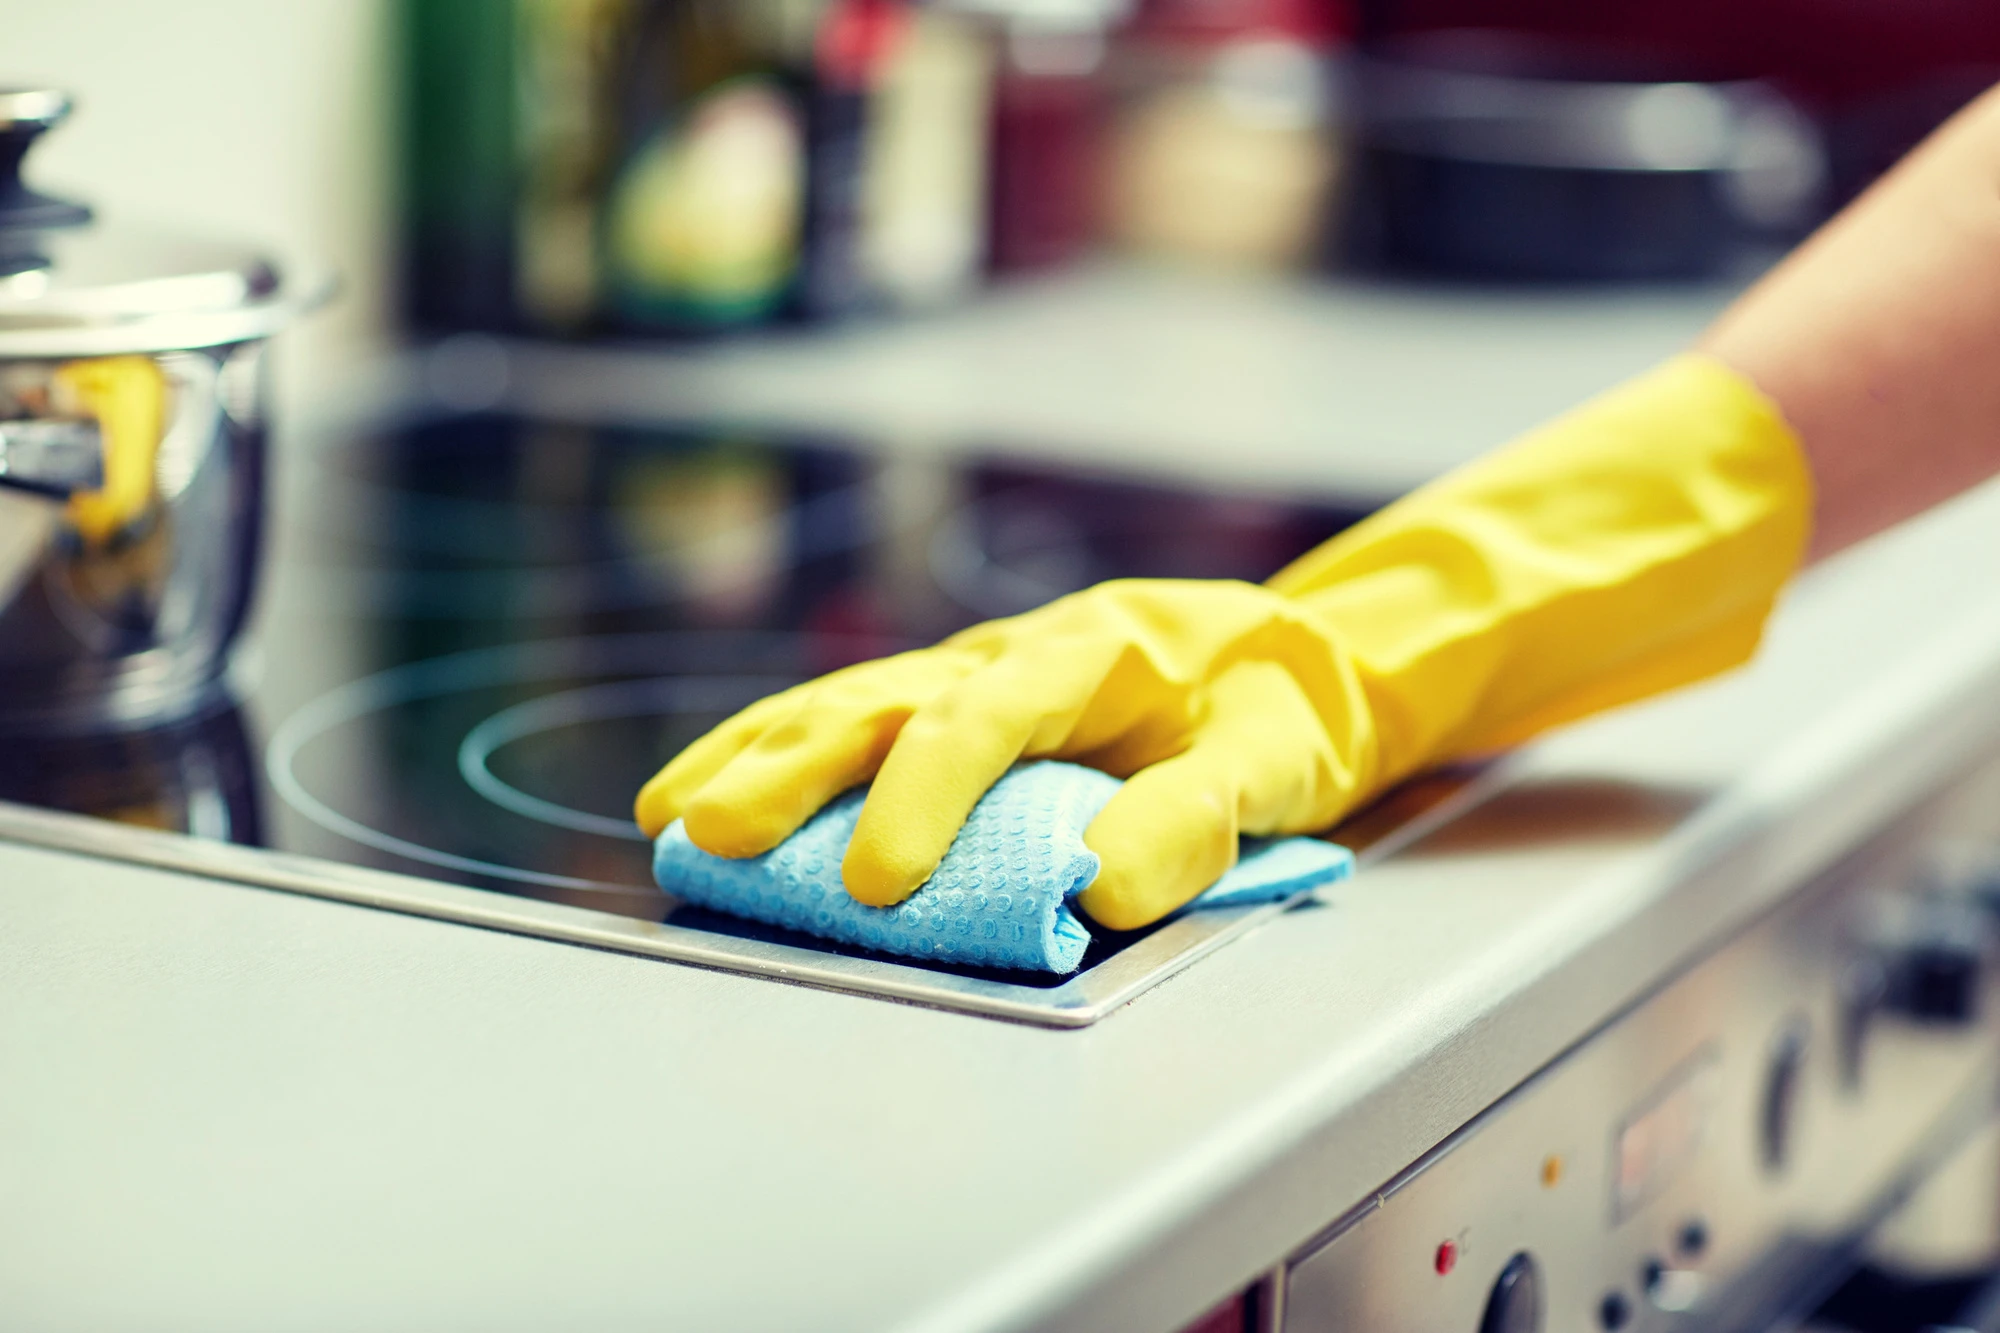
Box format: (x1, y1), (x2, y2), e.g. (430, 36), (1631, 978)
(634, 688), (799, 838)
(1080, 660), (1353, 929)
(1076, 745), (1242, 931)
(842, 640), (1123, 907)
(681, 700), (905, 857)
(680, 649), (979, 858)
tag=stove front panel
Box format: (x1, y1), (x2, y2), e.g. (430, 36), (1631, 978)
(1283, 750), (2000, 1332)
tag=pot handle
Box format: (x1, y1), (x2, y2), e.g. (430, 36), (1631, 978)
(0, 419), (104, 497)
(0, 90), (91, 232)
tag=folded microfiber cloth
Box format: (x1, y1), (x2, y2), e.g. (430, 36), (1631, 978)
(652, 760), (1354, 973)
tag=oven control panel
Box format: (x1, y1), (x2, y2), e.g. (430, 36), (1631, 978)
(1282, 757), (2000, 1333)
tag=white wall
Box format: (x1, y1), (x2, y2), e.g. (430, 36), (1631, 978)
(2, 0), (392, 418)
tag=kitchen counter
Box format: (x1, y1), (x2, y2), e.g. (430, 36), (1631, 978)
(5, 481), (2000, 1332)
(397, 264), (1740, 506)
(7, 274), (2000, 1332)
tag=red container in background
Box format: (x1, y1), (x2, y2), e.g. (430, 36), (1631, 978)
(1178, 1287), (1253, 1333)
(988, 8), (1113, 274)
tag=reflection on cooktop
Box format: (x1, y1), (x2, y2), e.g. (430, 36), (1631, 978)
(3, 412), (1370, 982)
(268, 630), (809, 900)
(0, 702), (263, 845)
(933, 472), (1344, 619)
(303, 420), (889, 620)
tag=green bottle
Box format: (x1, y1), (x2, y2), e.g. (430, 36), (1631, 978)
(603, 0), (812, 332)
(398, 0), (634, 334)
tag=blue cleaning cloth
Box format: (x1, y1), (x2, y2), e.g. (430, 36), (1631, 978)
(652, 760), (1354, 973)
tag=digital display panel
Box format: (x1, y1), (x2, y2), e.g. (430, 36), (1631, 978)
(1614, 1047), (1721, 1221)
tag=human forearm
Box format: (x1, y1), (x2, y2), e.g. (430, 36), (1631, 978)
(1701, 84), (2000, 560)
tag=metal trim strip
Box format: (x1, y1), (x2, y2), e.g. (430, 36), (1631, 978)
(0, 798), (1309, 1027)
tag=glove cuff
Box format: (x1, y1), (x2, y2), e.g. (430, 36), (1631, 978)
(1266, 353), (1814, 780)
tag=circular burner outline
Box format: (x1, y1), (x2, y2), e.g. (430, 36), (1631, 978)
(267, 631), (812, 893)
(458, 676), (786, 842)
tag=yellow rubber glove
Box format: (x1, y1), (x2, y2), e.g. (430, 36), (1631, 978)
(55, 355), (169, 546)
(636, 354), (1812, 928)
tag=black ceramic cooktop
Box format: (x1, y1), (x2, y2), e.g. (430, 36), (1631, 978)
(0, 412), (1365, 975)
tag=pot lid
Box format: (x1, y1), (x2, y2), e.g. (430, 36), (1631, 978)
(0, 90), (330, 357)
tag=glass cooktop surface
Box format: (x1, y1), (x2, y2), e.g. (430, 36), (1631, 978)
(0, 408), (1373, 1021)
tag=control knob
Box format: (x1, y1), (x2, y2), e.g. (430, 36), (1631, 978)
(1882, 897), (1991, 1026)
(1480, 1253), (1543, 1333)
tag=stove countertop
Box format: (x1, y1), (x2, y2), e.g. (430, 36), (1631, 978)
(7, 478), (2000, 1330)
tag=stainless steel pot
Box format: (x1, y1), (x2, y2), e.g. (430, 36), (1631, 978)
(0, 90), (328, 731)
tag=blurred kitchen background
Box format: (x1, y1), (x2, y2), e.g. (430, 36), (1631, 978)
(13, 0), (2000, 425)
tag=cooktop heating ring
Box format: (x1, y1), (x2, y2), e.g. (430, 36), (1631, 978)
(456, 676), (753, 842)
(266, 631), (803, 894)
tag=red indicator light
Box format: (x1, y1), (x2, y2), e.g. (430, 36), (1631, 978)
(1435, 1240), (1458, 1276)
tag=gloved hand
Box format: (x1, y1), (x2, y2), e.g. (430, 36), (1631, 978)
(637, 354), (1812, 928)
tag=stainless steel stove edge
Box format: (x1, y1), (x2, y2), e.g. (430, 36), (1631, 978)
(0, 799), (1306, 1028)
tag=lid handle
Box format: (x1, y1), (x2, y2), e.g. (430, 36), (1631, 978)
(0, 90), (91, 231)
